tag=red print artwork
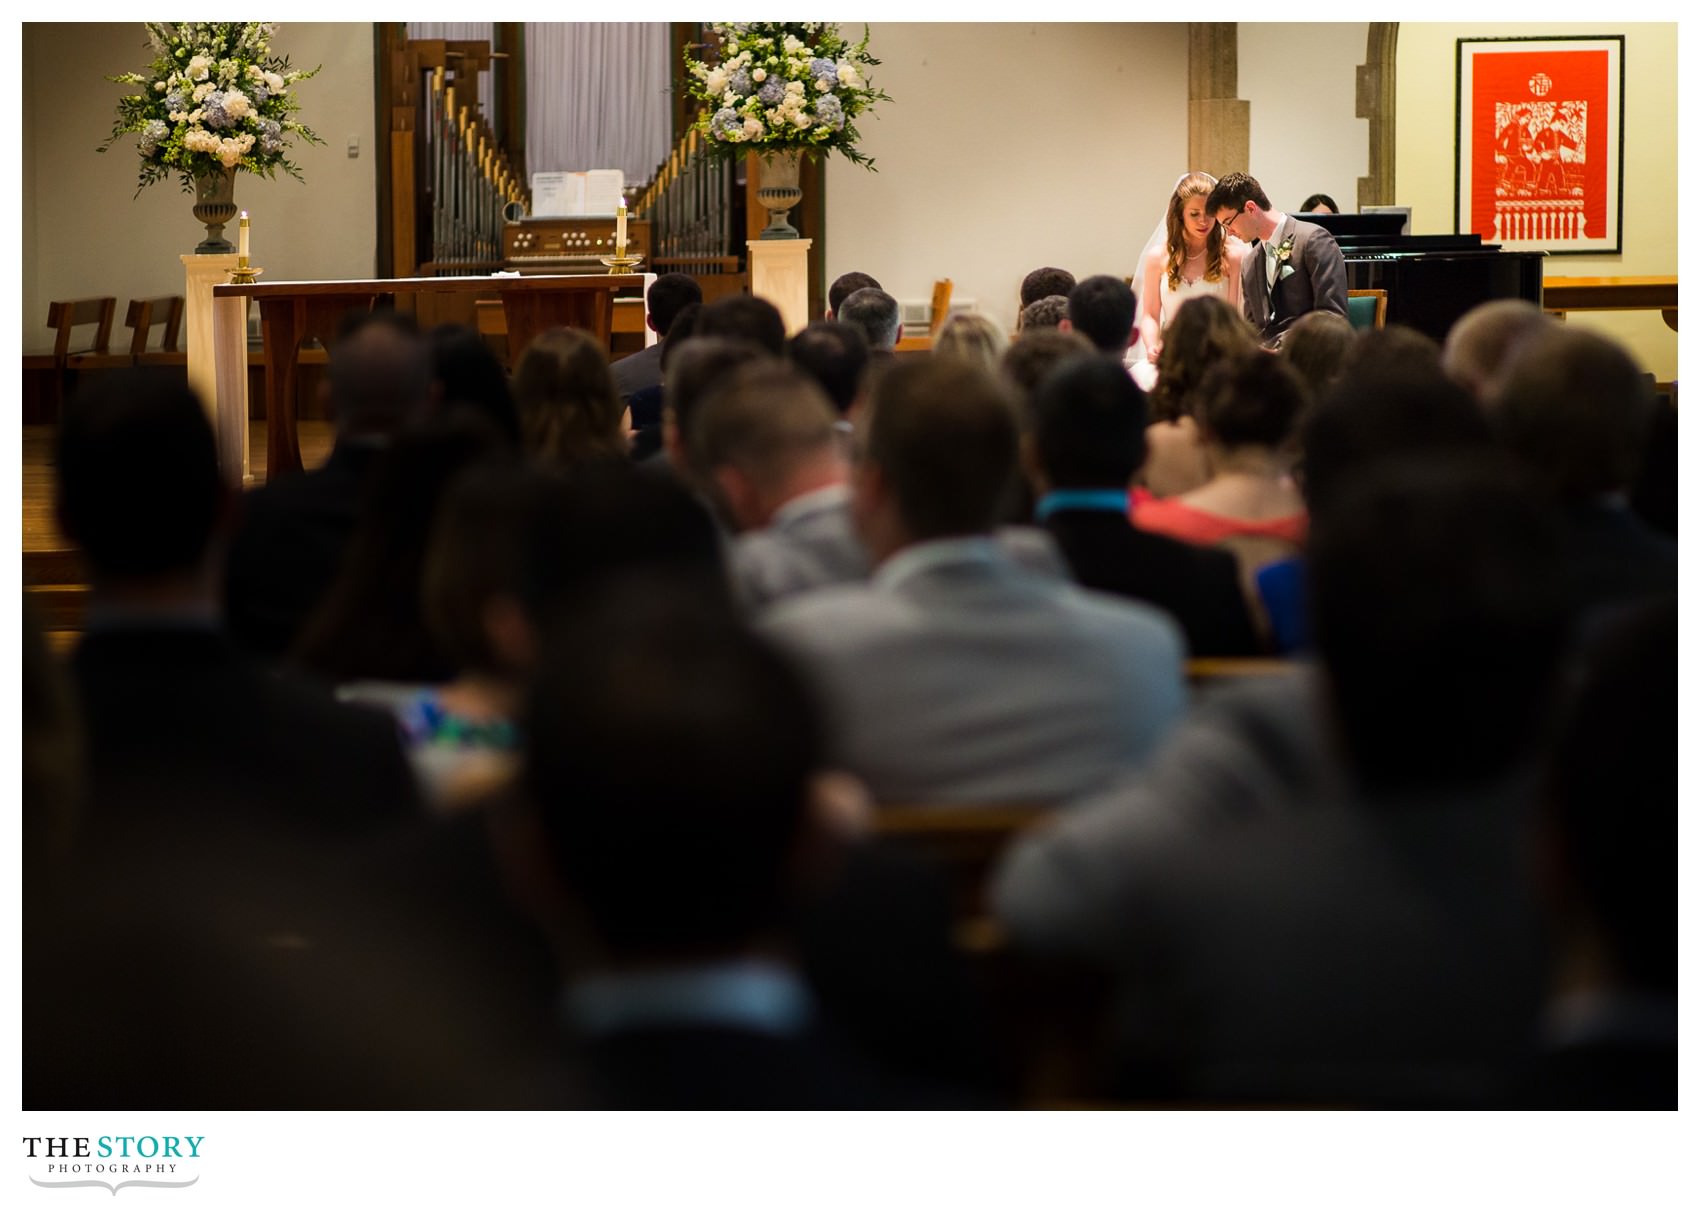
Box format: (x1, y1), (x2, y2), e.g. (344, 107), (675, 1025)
(1469, 50), (1609, 244)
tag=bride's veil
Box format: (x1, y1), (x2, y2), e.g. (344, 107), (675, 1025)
(1130, 171), (1217, 383)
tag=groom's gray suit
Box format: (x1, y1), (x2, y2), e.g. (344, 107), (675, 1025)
(1241, 214), (1349, 347)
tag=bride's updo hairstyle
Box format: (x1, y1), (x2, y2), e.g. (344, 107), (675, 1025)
(1164, 172), (1227, 291)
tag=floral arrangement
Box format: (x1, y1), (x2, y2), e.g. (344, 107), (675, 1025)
(681, 23), (890, 167)
(101, 22), (322, 194)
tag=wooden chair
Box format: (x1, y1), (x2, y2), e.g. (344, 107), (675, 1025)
(1346, 288), (1387, 330)
(928, 278), (954, 338)
(125, 295), (186, 365)
(873, 802), (1052, 918)
(46, 296), (123, 406)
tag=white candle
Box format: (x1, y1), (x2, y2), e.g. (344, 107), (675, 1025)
(238, 210), (250, 260)
(615, 202), (627, 253)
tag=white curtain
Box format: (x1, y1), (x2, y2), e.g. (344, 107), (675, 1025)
(524, 23), (671, 187)
(405, 22), (496, 118)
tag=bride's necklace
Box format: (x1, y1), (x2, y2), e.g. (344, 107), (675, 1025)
(1179, 245), (1207, 283)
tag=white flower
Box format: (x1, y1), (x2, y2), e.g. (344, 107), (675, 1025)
(263, 71), (285, 93)
(192, 81), (215, 102)
(783, 35), (805, 53)
(742, 115), (764, 139)
(703, 67), (726, 93)
(184, 128), (220, 153)
(791, 111), (812, 129)
(752, 67), (766, 82)
(222, 90), (252, 120)
(186, 55), (212, 81)
(836, 61), (860, 89)
(786, 80), (804, 93)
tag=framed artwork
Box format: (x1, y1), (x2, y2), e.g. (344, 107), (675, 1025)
(1455, 35), (1624, 254)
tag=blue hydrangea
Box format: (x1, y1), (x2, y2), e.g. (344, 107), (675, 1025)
(758, 77), (786, 106)
(249, 82), (270, 103)
(139, 119), (170, 154)
(200, 90), (236, 129)
(725, 68), (751, 97)
(809, 58), (838, 88)
(165, 90), (187, 113)
(814, 93), (844, 130)
(710, 107), (742, 138)
(257, 118), (283, 153)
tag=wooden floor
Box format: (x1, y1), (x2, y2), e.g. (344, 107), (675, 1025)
(22, 420), (338, 558)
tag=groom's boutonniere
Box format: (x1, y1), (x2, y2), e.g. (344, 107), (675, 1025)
(1274, 235), (1297, 281)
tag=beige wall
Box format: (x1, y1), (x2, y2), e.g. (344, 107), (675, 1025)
(22, 23), (377, 354)
(824, 23), (1191, 336)
(1396, 22), (1677, 380)
(1242, 23), (1369, 212)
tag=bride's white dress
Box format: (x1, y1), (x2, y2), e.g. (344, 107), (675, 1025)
(1129, 268), (1230, 391)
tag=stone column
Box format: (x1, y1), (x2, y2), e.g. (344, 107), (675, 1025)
(1189, 23), (1249, 176)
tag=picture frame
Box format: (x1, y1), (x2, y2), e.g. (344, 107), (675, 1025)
(1455, 35), (1624, 255)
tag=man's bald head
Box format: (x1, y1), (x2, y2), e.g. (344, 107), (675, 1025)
(326, 320), (432, 438)
(1441, 300), (1555, 401)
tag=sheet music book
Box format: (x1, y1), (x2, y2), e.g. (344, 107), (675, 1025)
(530, 170), (626, 217)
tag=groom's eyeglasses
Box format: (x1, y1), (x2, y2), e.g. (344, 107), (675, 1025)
(1217, 207), (1244, 233)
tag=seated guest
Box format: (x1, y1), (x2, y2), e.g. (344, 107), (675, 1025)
(658, 337), (775, 479)
(627, 301), (701, 460)
(1061, 274), (1138, 355)
(292, 414), (510, 688)
(693, 361), (867, 609)
(427, 322), (522, 446)
(1027, 356), (1261, 656)
(788, 319), (870, 418)
(1519, 599), (1675, 1109)
(1279, 309), (1356, 403)
(838, 287), (902, 354)
(57, 371), (421, 836)
(1142, 296), (1261, 499)
(1020, 266), (1076, 310)
(932, 313), (1009, 372)
(1440, 298), (1554, 401)
(1485, 326), (1676, 621)
(1132, 352), (1308, 568)
(1018, 294), (1070, 332)
(827, 270), (882, 319)
(512, 327), (629, 472)
(224, 312), (433, 660)
(1298, 192), (1338, 214)
(1257, 353), (1494, 654)
(762, 358), (1186, 806)
(695, 293), (787, 356)
(611, 272), (703, 402)
(697, 361), (1067, 610)
(1001, 326), (1095, 403)
(995, 456), (1565, 1106)
(527, 578), (953, 1108)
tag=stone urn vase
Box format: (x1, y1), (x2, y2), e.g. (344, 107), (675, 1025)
(755, 149), (804, 240)
(191, 167), (238, 254)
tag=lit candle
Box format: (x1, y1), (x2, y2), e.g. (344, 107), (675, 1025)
(238, 210), (250, 261)
(615, 201), (627, 255)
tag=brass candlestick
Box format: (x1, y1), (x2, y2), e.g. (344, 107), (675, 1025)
(598, 251), (643, 273)
(229, 258), (263, 286)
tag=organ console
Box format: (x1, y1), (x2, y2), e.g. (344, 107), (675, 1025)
(502, 217), (653, 272)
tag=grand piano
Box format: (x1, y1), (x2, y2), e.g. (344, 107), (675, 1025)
(1304, 212), (1545, 343)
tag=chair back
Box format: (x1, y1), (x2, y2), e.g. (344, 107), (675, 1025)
(1346, 289), (1386, 331)
(125, 296), (185, 358)
(929, 278), (954, 338)
(47, 297), (117, 364)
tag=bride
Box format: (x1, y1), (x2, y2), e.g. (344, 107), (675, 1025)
(1131, 171), (1246, 390)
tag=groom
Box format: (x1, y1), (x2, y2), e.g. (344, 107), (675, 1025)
(1208, 172), (1348, 348)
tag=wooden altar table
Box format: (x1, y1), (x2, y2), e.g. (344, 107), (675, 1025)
(213, 273), (643, 480)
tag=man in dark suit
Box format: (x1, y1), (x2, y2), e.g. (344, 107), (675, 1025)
(610, 272), (703, 403)
(1485, 324), (1676, 624)
(1209, 171), (1347, 349)
(223, 312), (432, 659)
(56, 371), (422, 836)
(526, 578), (949, 1108)
(1026, 354), (1260, 656)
